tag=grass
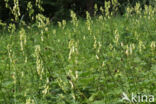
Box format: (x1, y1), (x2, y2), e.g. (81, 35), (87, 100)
(0, 13), (156, 104)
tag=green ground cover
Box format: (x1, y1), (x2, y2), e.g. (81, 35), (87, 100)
(0, 9), (156, 104)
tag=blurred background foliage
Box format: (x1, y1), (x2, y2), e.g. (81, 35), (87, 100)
(0, 0), (156, 23)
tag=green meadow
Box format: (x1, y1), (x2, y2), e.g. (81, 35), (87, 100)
(0, 5), (156, 104)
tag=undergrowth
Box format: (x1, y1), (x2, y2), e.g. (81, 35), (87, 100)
(0, 3), (156, 104)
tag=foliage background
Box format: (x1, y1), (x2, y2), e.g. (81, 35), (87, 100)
(0, 0), (156, 23)
(0, 0), (156, 104)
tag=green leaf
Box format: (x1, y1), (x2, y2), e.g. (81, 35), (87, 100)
(91, 100), (105, 104)
(151, 64), (156, 70)
(2, 81), (14, 88)
(88, 92), (99, 102)
(134, 57), (142, 63)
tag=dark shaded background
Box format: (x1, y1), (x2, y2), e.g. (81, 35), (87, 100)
(0, 0), (154, 23)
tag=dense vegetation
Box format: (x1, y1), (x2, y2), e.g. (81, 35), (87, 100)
(0, 2), (156, 103)
(0, 0), (156, 22)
